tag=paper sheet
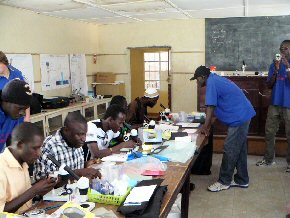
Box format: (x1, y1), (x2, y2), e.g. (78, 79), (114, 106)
(70, 54), (88, 96)
(156, 124), (179, 132)
(182, 129), (198, 134)
(124, 185), (157, 204)
(175, 123), (200, 128)
(101, 153), (128, 162)
(175, 136), (192, 142)
(6, 54), (34, 91)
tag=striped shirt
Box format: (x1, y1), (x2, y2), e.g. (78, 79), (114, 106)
(34, 129), (84, 181)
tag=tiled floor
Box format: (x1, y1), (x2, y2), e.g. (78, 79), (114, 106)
(189, 154), (290, 218)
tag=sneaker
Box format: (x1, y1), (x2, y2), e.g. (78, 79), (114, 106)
(256, 159), (275, 166)
(230, 180), (249, 188)
(286, 165), (290, 173)
(208, 182), (230, 192)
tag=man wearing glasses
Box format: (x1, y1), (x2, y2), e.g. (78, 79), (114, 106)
(256, 40), (290, 172)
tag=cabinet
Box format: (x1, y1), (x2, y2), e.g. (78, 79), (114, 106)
(197, 76), (285, 137)
(31, 98), (111, 137)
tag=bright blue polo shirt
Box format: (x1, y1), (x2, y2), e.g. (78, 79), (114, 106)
(0, 65), (25, 90)
(267, 61), (290, 108)
(205, 73), (256, 127)
(0, 106), (24, 153)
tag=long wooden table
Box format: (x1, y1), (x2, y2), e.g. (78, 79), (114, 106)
(35, 133), (208, 218)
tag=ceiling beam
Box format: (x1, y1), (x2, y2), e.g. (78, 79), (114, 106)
(163, 0), (192, 18)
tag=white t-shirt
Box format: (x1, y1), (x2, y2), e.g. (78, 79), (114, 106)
(86, 119), (120, 151)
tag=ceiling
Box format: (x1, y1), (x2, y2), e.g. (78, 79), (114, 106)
(1, 0), (290, 25)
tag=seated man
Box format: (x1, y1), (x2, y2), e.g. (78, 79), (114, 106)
(0, 123), (57, 214)
(0, 79), (32, 152)
(34, 112), (101, 182)
(126, 87), (159, 128)
(86, 104), (136, 159)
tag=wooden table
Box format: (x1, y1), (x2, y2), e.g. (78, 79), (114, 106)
(35, 133), (208, 218)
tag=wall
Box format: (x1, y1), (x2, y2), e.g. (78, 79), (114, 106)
(0, 5), (99, 96)
(98, 19), (205, 112)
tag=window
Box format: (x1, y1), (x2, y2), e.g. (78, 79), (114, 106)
(144, 51), (169, 89)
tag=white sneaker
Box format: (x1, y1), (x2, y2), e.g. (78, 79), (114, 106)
(286, 165), (290, 173)
(256, 159), (276, 166)
(230, 180), (249, 188)
(208, 182), (230, 192)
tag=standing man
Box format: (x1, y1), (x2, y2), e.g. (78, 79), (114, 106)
(0, 51), (30, 122)
(126, 87), (159, 128)
(256, 40), (290, 171)
(191, 66), (256, 192)
(0, 79), (32, 153)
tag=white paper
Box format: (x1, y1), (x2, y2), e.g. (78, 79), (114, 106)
(182, 129), (198, 134)
(175, 136), (192, 142)
(124, 185), (157, 204)
(156, 124), (179, 132)
(40, 54), (70, 91)
(175, 123), (200, 128)
(101, 153), (128, 162)
(6, 54), (34, 91)
(70, 54), (88, 96)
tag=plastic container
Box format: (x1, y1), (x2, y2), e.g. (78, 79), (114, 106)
(88, 188), (131, 205)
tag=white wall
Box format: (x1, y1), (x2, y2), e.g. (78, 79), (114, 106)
(0, 5), (100, 96)
(98, 19), (205, 112)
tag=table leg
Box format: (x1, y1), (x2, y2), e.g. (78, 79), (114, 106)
(181, 174), (190, 218)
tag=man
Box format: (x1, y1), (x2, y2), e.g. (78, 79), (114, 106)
(0, 123), (57, 214)
(126, 87), (159, 128)
(34, 112), (101, 181)
(86, 104), (136, 159)
(0, 51), (30, 122)
(0, 79), (32, 153)
(256, 40), (290, 171)
(191, 66), (256, 192)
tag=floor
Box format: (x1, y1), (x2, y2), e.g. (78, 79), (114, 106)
(189, 154), (290, 218)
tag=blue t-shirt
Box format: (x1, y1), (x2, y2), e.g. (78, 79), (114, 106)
(267, 61), (290, 108)
(0, 65), (25, 90)
(0, 107), (24, 153)
(205, 73), (256, 127)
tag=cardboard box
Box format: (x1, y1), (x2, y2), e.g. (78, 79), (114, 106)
(95, 72), (116, 83)
(95, 83), (125, 96)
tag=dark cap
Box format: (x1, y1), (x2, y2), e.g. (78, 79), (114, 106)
(1, 79), (32, 106)
(190, 65), (211, 80)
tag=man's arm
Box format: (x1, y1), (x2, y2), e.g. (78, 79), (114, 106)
(197, 106), (215, 136)
(4, 178), (56, 213)
(126, 101), (139, 125)
(267, 61), (280, 89)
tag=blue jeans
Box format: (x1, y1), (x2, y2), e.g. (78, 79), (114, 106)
(218, 120), (250, 186)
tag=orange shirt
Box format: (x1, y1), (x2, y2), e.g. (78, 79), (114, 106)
(0, 148), (32, 214)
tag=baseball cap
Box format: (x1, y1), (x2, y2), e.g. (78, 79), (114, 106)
(190, 65), (211, 80)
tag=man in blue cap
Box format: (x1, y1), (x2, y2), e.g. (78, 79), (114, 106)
(191, 66), (256, 192)
(0, 79), (32, 153)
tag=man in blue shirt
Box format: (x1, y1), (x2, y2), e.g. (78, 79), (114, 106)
(191, 66), (256, 192)
(0, 51), (30, 122)
(256, 40), (290, 171)
(0, 79), (32, 153)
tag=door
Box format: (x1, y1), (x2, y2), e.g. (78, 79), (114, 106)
(130, 47), (170, 115)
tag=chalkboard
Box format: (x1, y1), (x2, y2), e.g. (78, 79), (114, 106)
(205, 16), (290, 71)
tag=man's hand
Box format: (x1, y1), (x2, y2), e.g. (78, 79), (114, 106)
(281, 55), (289, 68)
(274, 59), (280, 71)
(31, 177), (57, 196)
(197, 124), (210, 136)
(76, 168), (101, 179)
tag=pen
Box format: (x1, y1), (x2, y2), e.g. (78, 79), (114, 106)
(42, 204), (62, 211)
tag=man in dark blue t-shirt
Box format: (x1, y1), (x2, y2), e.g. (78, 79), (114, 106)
(0, 79), (32, 153)
(256, 40), (290, 171)
(191, 66), (256, 192)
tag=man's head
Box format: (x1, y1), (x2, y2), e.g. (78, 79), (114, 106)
(1, 79), (32, 119)
(0, 51), (9, 75)
(143, 87), (159, 108)
(110, 95), (128, 111)
(11, 122), (44, 165)
(104, 104), (126, 133)
(190, 66), (211, 87)
(280, 40), (290, 60)
(63, 112), (88, 148)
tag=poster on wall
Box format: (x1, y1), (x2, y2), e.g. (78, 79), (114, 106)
(40, 54), (70, 91)
(6, 54), (34, 91)
(69, 54), (88, 96)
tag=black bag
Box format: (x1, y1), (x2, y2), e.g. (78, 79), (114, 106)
(42, 97), (70, 109)
(30, 93), (43, 115)
(191, 126), (213, 175)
